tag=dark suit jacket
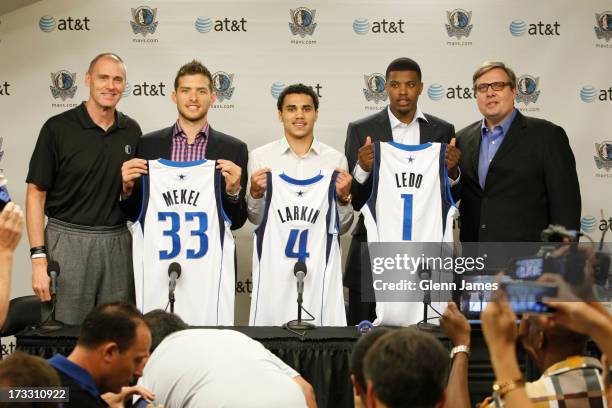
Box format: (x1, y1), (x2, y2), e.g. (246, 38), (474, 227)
(121, 125), (248, 230)
(343, 108), (455, 288)
(455, 111), (581, 242)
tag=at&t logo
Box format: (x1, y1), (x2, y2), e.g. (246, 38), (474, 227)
(508, 19), (560, 37)
(0, 81), (10, 96)
(581, 216), (597, 233)
(126, 81), (166, 96)
(352, 18), (405, 34)
(271, 82), (285, 99)
(39, 15), (91, 32)
(581, 215), (612, 233)
(122, 83), (131, 98)
(270, 82), (322, 99)
(427, 84), (445, 101)
(194, 16), (247, 33)
(427, 84), (475, 101)
(580, 85), (612, 103)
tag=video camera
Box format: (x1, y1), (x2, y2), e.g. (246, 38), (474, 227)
(509, 224), (610, 287)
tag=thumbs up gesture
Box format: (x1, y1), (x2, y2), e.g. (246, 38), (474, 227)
(358, 136), (374, 172)
(445, 137), (461, 179)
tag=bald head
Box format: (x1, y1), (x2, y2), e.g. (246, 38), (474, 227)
(88, 53), (125, 76)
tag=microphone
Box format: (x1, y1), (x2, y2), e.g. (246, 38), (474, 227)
(294, 261), (307, 298)
(418, 266), (436, 330)
(37, 260), (64, 331)
(284, 261), (315, 331)
(168, 262), (182, 314)
(168, 262), (182, 292)
(47, 260), (60, 296)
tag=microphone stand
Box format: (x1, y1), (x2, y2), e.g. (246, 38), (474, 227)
(284, 261), (315, 332)
(169, 289), (175, 314)
(417, 267), (437, 331)
(286, 290), (315, 331)
(41, 292), (64, 331)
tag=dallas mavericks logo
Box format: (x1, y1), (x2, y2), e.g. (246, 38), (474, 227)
(131, 6), (158, 36)
(445, 9), (473, 39)
(212, 71), (235, 102)
(594, 11), (612, 41)
(363, 73), (387, 103)
(580, 216), (597, 233)
(594, 141), (612, 171)
(39, 15), (56, 32)
(50, 70), (77, 101)
(271, 82), (285, 99)
(289, 7), (317, 37)
(515, 75), (540, 105)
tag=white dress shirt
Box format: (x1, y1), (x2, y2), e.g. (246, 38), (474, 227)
(353, 105), (459, 185)
(247, 137), (354, 234)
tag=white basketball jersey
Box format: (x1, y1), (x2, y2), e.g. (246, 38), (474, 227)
(250, 170), (346, 326)
(361, 142), (458, 326)
(131, 159), (235, 326)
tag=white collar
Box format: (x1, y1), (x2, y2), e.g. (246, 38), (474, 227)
(278, 136), (321, 156)
(387, 105), (428, 128)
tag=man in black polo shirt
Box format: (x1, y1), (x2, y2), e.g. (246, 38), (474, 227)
(48, 302), (152, 407)
(26, 53), (142, 324)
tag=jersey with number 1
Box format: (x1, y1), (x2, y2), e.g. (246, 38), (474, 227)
(361, 142), (457, 326)
(250, 170), (346, 326)
(131, 159), (235, 326)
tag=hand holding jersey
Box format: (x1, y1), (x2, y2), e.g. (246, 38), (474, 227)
(121, 158), (148, 197)
(131, 159), (235, 325)
(250, 170), (346, 327)
(361, 141), (458, 326)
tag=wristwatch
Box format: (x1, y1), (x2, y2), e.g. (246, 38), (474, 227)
(226, 187), (241, 202)
(449, 345), (470, 359)
(492, 377), (525, 401)
(339, 193), (352, 205)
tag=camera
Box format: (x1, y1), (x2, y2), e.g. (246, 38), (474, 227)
(0, 177), (11, 212)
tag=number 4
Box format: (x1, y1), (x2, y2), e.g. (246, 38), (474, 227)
(284, 229), (310, 262)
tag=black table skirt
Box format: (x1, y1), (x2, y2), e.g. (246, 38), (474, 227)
(16, 325), (521, 408)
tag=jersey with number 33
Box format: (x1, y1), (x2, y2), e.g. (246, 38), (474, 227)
(250, 170), (346, 326)
(131, 159), (235, 326)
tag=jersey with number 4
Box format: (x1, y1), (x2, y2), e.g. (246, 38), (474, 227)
(362, 142), (457, 326)
(250, 171), (346, 326)
(131, 159), (235, 326)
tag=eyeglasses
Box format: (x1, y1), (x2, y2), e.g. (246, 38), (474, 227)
(474, 81), (512, 93)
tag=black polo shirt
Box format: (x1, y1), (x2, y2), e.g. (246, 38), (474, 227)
(26, 102), (142, 226)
